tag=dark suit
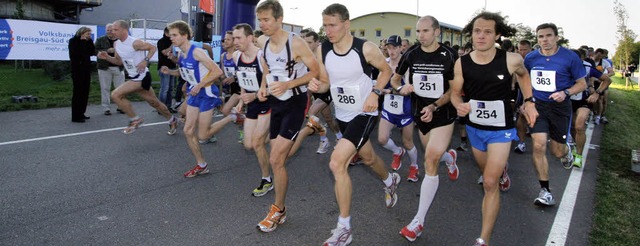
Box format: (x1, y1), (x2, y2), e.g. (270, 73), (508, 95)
(68, 36), (95, 122)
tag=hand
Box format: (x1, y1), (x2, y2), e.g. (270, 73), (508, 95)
(257, 87), (269, 102)
(399, 84), (414, 96)
(136, 60), (147, 74)
(97, 51), (109, 59)
(362, 94), (379, 112)
(106, 48), (115, 53)
(454, 102), (471, 117)
(548, 91), (567, 102)
(420, 105), (435, 123)
(587, 93), (599, 104)
(268, 81), (289, 97)
(160, 66), (170, 75)
(240, 92), (256, 104)
(189, 84), (202, 96)
(522, 101), (539, 128)
(308, 78), (321, 93)
(222, 77), (235, 85)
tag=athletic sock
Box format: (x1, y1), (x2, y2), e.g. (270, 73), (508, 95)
(198, 162), (207, 168)
(229, 114), (237, 122)
(335, 132), (343, 140)
(408, 146), (418, 167)
(320, 135), (328, 141)
(262, 176), (272, 183)
(383, 172), (394, 187)
(130, 116), (140, 121)
(440, 151), (453, 164)
(382, 139), (402, 155)
(414, 175), (439, 224)
(539, 180), (550, 192)
(338, 216), (351, 229)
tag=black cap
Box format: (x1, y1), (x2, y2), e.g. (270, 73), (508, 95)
(386, 35), (402, 47)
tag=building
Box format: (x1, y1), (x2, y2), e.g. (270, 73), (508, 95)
(0, 0), (102, 23)
(349, 12), (468, 47)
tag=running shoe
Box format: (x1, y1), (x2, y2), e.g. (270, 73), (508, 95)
(594, 115), (601, 125)
(445, 149), (459, 181)
(514, 142), (526, 154)
(407, 166), (419, 182)
(183, 164), (210, 178)
(477, 175), (483, 185)
(391, 148), (405, 171)
(317, 139), (330, 154)
(322, 223), (352, 246)
(167, 116), (178, 135)
(499, 163), (511, 192)
(474, 238), (488, 246)
(560, 143), (574, 169)
(306, 115), (326, 135)
(252, 179), (274, 197)
(238, 130), (244, 144)
(123, 118), (144, 134)
(384, 172), (400, 208)
(399, 219), (423, 242)
(257, 204), (286, 233)
(534, 188), (556, 206)
(456, 141), (469, 151)
(199, 135), (218, 144)
(601, 116), (609, 124)
(573, 154), (583, 168)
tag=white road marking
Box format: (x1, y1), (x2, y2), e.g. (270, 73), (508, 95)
(0, 121), (167, 146)
(97, 216), (109, 221)
(546, 122), (596, 246)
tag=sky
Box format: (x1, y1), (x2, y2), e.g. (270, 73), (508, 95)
(268, 0), (640, 56)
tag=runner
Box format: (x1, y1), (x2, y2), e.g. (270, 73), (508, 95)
(513, 39), (533, 154)
(393, 15), (460, 242)
(308, 4), (400, 245)
(451, 12), (533, 246)
(231, 23), (273, 196)
(97, 20), (178, 135)
(254, 0), (320, 233)
(524, 22), (587, 207)
(159, 20), (239, 178)
(377, 34), (418, 182)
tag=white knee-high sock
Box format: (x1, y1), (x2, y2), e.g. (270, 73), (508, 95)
(383, 139), (402, 154)
(414, 175), (439, 224)
(408, 146), (418, 167)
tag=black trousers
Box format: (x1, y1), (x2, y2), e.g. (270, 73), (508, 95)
(71, 70), (91, 121)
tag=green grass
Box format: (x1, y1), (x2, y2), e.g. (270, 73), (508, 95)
(0, 63), (160, 112)
(590, 74), (640, 246)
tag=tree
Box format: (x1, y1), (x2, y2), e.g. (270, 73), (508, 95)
(512, 23), (536, 45)
(612, 0), (637, 69)
(13, 0), (25, 19)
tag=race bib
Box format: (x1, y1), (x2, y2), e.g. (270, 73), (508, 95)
(178, 67), (199, 86)
(266, 73), (293, 101)
(223, 66), (236, 78)
(330, 85), (363, 112)
(237, 71), (260, 91)
(383, 94), (404, 115)
(531, 70), (557, 92)
(412, 73), (444, 98)
(469, 99), (506, 127)
(123, 59), (138, 76)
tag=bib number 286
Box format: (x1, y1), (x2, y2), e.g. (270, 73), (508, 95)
(337, 94), (356, 104)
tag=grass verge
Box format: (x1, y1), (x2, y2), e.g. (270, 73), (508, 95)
(589, 75), (640, 245)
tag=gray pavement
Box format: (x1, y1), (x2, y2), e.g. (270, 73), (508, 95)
(0, 102), (602, 245)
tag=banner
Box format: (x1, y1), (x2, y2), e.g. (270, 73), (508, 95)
(199, 0), (215, 15)
(0, 19), (97, 60)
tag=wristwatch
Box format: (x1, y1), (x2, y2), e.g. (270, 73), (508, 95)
(394, 85), (403, 92)
(372, 88), (382, 96)
(563, 89), (571, 96)
(524, 97), (536, 103)
(144, 57), (150, 62)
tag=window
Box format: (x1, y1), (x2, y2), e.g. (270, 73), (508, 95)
(359, 29), (365, 37)
(375, 29), (382, 38)
(404, 27), (411, 37)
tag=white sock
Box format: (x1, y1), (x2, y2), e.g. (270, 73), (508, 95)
(408, 146), (418, 167)
(335, 132), (343, 140)
(229, 114), (237, 122)
(262, 176), (271, 182)
(440, 151), (453, 165)
(382, 139), (402, 155)
(338, 216), (351, 229)
(414, 175), (439, 224)
(320, 135), (328, 141)
(130, 116), (140, 121)
(198, 162), (207, 168)
(383, 172), (394, 187)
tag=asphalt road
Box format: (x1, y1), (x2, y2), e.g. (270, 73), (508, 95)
(0, 102), (602, 245)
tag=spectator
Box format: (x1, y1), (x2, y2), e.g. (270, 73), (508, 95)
(68, 26), (95, 123)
